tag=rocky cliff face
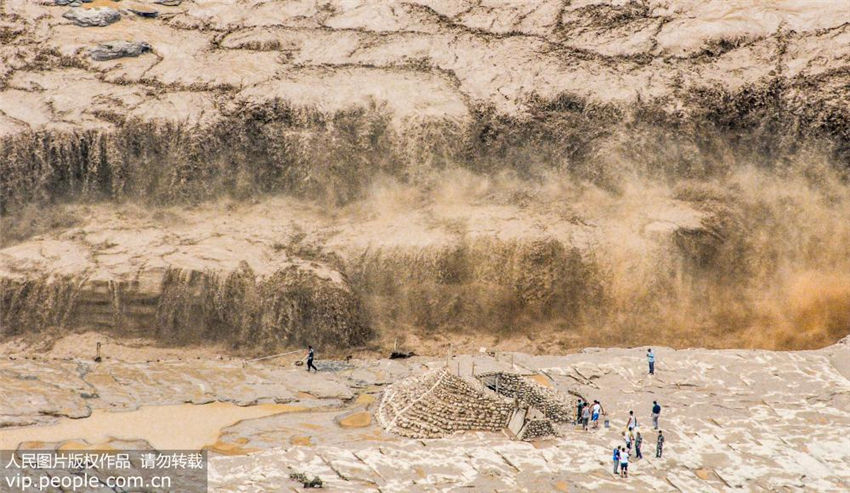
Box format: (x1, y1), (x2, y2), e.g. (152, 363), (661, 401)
(1, 0), (849, 350)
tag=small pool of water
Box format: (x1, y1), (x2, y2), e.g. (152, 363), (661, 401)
(0, 402), (305, 450)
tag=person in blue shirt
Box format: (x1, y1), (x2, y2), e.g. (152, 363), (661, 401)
(306, 345), (318, 372)
(612, 446), (620, 475)
(647, 348), (655, 375)
(651, 401), (662, 429)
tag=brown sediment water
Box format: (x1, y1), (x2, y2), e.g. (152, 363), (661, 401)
(289, 436), (311, 446)
(207, 436), (259, 456)
(336, 412), (372, 428)
(82, 0), (121, 8)
(554, 480), (570, 492)
(355, 394), (377, 406)
(0, 402), (306, 450)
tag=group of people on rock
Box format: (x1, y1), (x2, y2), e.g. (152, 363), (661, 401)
(611, 405), (664, 477)
(576, 349), (666, 479)
(575, 398), (605, 430)
(613, 431), (664, 476)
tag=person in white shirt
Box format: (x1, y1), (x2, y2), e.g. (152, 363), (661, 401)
(627, 410), (638, 431)
(591, 400), (604, 428)
(619, 447), (629, 477)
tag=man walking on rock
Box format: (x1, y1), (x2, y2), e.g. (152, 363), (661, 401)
(306, 345), (318, 372)
(656, 430), (664, 458)
(647, 348), (655, 375)
(651, 401), (661, 429)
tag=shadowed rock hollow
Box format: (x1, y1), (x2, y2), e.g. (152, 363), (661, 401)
(1, 0), (849, 351)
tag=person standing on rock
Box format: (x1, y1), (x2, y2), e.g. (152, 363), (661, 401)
(619, 446), (629, 478)
(576, 398), (586, 426)
(591, 400), (604, 429)
(581, 403), (591, 430)
(647, 348), (655, 375)
(623, 431), (632, 452)
(306, 345), (318, 372)
(612, 446), (620, 475)
(634, 431), (643, 460)
(656, 430), (664, 458)
(626, 410), (637, 432)
(651, 401), (661, 429)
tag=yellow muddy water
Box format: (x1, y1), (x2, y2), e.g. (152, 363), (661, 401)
(0, 402), (305, 450)
(82, 0), (121, 8)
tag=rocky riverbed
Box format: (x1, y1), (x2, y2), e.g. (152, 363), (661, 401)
(2, 1), (850, 489)
(0, 335), (848, 491)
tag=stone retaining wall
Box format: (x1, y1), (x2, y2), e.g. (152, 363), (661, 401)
(378, 369), (573, 440)
(519, 418), (557, 441)
(477, 372), (573, 422)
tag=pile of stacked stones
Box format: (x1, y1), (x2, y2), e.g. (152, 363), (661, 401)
(477, 372), (573, 422)
(519, 418), (557, 441)
(377, 368), (514, 438)
(375, 368), (442, 433)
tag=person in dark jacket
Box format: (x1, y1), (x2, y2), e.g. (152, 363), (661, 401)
(306, 345), (318, 372)
(651, 401), (662, 429)
(656, 430), (664, 458)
